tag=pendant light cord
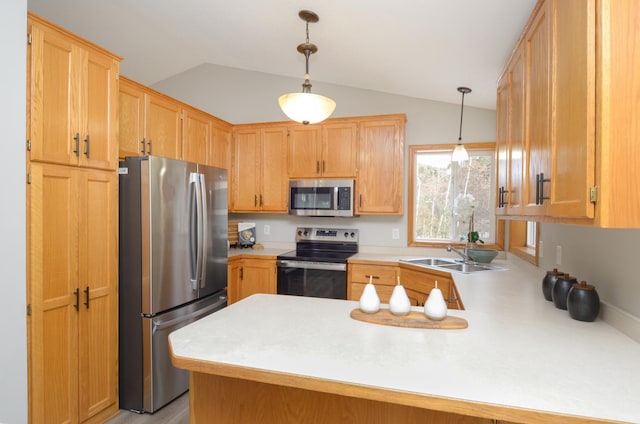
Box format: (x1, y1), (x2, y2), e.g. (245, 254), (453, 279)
(458, 90), (466, 142)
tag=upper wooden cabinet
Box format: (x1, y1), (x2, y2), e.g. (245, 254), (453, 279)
(182, 105), (211, 164)
(210, 118), (232, 170)
(28, 14), (120, 171)
(499, 0), (640, 227)
(356, 115), (405, 215)
(288, 122), (357, 178)
(118, 77), (182, 160)
(495, 46), (525, 216)
(231, 125), (289, 213)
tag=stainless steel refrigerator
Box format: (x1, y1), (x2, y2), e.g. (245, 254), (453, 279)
(118, 156), (228, 413)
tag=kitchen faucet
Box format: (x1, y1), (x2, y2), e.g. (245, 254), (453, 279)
(447, 245), (471, 263)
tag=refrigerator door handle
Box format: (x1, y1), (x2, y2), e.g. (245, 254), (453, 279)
(189, 172), (200, 291)
(151, 296), (227, 334)
(198, 173), (208, 289)
(194, 173), (205, 291)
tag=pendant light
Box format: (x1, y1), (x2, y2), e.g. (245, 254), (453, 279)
(278, 10), (336, 125)
(452, 86), (471, 163)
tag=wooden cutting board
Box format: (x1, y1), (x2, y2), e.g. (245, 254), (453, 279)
(350, 308), (468, 329)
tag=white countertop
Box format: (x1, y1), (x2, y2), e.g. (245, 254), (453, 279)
(170, 255), (640, 423)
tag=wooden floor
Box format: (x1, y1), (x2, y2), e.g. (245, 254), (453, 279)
(106, 392), (189, 424)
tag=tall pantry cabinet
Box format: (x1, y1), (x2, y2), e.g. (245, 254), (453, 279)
(27, 13), (120, 424)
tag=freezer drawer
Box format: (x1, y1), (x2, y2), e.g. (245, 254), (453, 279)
(119, 292), (227, 413)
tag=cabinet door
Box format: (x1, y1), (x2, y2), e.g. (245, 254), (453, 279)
(288, 125), (321, 178)
(182, 106), (211, 164)
(227, 258), (241, 304)
(357, 119), (404, 214)
(523, 2), (551, 215)
(231, 128), (261, 211)
(236, 259), (276, 302)
(145, 93), (182, 159)
(322, 123), (357, 178)
(496, 74), (510, 215)
(118, 79), (146, 159)
(79, 48), (119, 170)
(260, 127), (289, 212)
(546, 0), (596, 218)
(507, 47), (525, 215)
(210, 119), (232, 170)
(77, 170), (118, 421)
(29, 164), (79, 424)
(29, 21), (79, 167)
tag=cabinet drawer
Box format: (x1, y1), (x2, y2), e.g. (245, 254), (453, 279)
(349, 264), (398, 285)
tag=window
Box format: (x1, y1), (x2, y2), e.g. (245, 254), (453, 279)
(526, 221), (537, 248)
(409, 143), (496, 246)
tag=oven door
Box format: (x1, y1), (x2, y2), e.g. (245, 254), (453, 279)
(276, 260), (347, 300)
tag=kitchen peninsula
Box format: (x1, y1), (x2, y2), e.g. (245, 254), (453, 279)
(169, 256), (640, 423)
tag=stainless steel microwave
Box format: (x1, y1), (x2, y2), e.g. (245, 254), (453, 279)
(289, 179), (355, 217)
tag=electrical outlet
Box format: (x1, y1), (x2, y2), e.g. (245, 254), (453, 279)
(556, 245), (562, 265)
(538, 241), (544, 258)
(392, 228), (400, 240)
(264, 224), (270, 235)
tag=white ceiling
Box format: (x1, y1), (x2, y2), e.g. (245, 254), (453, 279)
(27, 0), (537, 110)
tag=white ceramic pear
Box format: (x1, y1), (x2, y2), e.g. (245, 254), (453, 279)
(424, 280), (448, 321)
(359, 276), (380, 314)
(389, 277), (411, 316)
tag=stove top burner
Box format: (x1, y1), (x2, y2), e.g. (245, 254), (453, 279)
(277, 227), (359, 264)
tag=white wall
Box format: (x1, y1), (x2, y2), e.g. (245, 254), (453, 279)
(152, 63), (497, 247)
(539, 224), (640, 319)
(1, 1), (28, 423)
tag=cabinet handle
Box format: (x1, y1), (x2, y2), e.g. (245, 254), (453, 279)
(316, 161), (320, 174)
(83, 134), (90, 158)
(536, 172), (551, 205)
(254, 194), (257, 207)
(83, 286), (90, 309)
(260, 194), (263, 207)
(240, 267), (244, 280)
(73, 288), (80, 311)
(140, 138), (146, 155)
(364, 275), (380, 279)
(73, 133), (80, 157)
(359, 194), (363, 208)
(148, 139), (153, 155)
(322, 160), (326, 174)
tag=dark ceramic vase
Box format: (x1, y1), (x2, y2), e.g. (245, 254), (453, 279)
(552, 274), (578, 310)
(542, 268), (565, 301)
(567, 281), (600, 322)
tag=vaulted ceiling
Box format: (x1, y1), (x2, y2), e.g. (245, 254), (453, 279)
(27, 0), (537, 110)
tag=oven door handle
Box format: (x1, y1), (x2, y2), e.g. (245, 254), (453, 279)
(277, 260), (346, 272)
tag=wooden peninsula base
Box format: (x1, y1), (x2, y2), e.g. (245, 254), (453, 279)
(188, 371), (503, 424)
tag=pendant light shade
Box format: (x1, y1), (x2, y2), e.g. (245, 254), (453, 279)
(278, 92), (336, 125)
(279, 10), (336, 125)
(452, 86), (471, 163)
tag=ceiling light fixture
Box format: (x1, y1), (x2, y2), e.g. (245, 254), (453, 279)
(278, 10), (336, 125)
(452, 86), (471, 163)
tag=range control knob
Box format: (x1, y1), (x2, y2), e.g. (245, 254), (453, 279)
(350, 232), (356, 238)
(297, 230), (303, 236)
(344, 232), (349, 238)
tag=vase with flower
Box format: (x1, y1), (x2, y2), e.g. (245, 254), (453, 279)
(453, 193), (484, 248)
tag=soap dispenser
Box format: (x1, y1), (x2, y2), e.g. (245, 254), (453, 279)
(359, 275), (380, 314)
(389, 276), (411, 316)
(424, 280), (448, 321)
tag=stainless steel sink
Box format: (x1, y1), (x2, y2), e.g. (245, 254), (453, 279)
(399, 257), (505, 274)
(435, 262), (497, 273)
(399, 258), (458, 267)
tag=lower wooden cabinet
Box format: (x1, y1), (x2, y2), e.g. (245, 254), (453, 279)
(28, 163), (118, 423)
(348, 261), (462, 310)
(228, 256), (277, 304)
